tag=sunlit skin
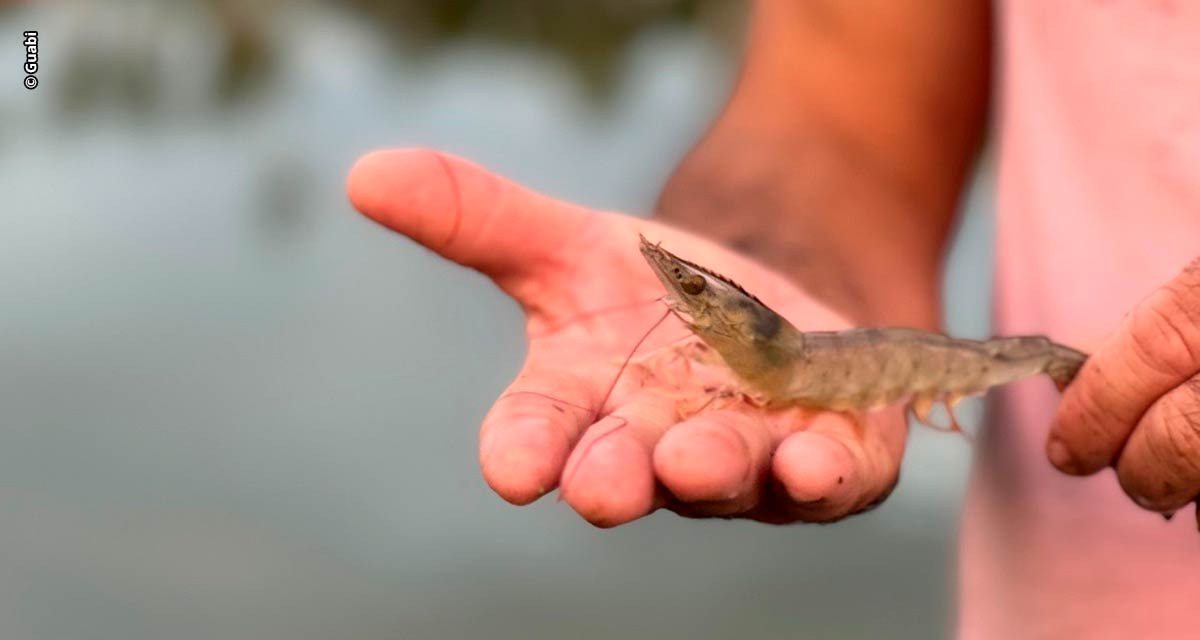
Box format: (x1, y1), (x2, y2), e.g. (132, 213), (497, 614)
(346, 149), (906, 527)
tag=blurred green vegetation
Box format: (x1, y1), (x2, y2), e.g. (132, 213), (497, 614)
(33, 0), (744, 115)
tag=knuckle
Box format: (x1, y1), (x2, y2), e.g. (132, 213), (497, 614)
(1127, 306), (1196, 380)
(1128, 277), (1200, 378)
(1179, 256), (1200, 288)
(1160, 283), (1200, 358)
(1157, 380), (1200, 466)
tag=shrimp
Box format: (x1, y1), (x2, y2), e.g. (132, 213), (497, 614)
(638, 235), (1088, 433)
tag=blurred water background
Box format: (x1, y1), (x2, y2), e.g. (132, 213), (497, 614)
(1, 2), (993, 638)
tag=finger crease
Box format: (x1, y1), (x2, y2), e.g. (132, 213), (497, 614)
(431, 151), (464, 250)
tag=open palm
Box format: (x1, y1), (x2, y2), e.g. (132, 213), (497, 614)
(347, 149), (907, 526)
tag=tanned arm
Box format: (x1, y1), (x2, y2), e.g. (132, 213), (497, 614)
(657, 0), (992, 330)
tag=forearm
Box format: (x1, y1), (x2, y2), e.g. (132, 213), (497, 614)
(656, 0), (991, 330)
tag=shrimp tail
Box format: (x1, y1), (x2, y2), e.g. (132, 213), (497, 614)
(1044, 343), (1088, 391)
(983, 335), (1088, 392)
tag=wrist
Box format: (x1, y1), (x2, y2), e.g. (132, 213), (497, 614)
(654, 127), (943, 330)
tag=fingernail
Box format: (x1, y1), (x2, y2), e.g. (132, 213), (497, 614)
(1046, 438), (1079, 473)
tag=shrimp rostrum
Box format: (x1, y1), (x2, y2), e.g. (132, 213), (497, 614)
(638, 235), (1087, 433)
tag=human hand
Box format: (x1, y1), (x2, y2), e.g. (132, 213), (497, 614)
(346, 148), (907, 527)
(1049, 259), (1200, 524)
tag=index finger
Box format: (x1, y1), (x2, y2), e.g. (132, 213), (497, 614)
(1049, 259), (1200, 475)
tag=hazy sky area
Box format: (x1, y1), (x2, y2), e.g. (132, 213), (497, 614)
(2, 4), (994, 639)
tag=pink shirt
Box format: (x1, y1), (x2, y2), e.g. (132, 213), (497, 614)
(960, 1), (1200, 637)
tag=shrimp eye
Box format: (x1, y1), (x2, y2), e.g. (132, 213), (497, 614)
(680, 274), (706, 295)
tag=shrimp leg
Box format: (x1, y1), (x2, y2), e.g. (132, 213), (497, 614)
(908, 393), (973, 440)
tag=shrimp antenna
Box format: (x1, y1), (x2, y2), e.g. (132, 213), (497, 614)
(557, 307), (673, 501)
(529, 296), (666, 338)
(497, 296), (677, 499)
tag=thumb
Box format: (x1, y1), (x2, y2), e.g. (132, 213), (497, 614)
(346, 148), (590, 280)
